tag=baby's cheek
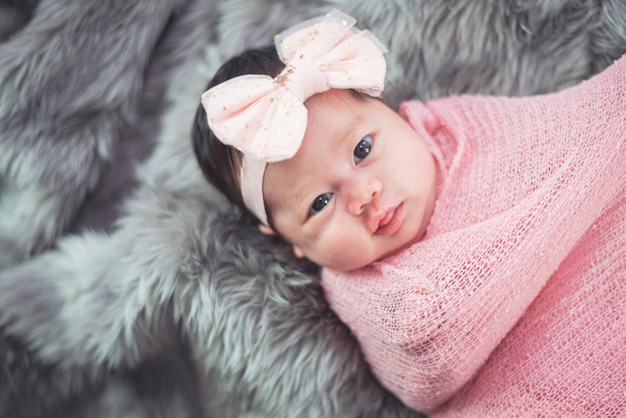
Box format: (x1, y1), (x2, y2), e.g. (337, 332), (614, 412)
(313, 220), (366, 269)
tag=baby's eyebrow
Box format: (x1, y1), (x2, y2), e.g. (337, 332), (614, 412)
(338, 125), (353, 145)
(340, 113), (367, 146)
(280, 182), (312, 225)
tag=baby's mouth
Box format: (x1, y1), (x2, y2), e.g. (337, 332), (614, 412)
(375, 203), (404, 236)
(379, 208), (395, 227)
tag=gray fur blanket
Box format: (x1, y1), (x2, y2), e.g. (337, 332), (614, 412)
(1, 0), (624, 417)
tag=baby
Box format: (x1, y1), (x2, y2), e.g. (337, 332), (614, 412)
(193, 10), (434, 273)
(194, 10), (626, 417)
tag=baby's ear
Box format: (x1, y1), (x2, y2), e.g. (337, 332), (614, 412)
(258, 224), (277, 236)
(258, 225), (305, 259)
(292, 245), (305, 259)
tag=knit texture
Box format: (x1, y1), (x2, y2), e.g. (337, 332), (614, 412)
(322, 55), (626, 416)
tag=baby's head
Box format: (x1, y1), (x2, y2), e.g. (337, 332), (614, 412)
(193, 11), (437, 272)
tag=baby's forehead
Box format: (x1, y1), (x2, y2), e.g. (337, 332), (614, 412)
(305, 88), (369, 109)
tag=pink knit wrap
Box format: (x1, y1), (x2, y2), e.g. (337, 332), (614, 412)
(322, 55), (626, 416)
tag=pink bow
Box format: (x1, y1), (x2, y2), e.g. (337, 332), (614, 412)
(201, 9), (387, 163)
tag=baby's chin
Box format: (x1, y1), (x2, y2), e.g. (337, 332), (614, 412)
(320, 255), (375, 273)
(367, 231), (426, 268)
(324, 251), (398, 273)
(318, 230), (427, 272)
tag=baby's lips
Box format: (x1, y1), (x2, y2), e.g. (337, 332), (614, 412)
(374, 203), (404, 236)
(368, 205), (388, 234)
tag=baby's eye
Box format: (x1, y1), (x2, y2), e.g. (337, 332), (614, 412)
(353, 135), (372, 164)
(309, 192), (333, 216)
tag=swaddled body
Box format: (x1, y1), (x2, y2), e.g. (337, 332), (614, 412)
(322, 55), (626, 416)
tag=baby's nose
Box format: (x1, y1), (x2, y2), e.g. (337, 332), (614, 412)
(347, 177), (383, 216)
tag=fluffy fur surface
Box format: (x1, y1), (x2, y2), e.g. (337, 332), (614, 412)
(0, 0), (624, 417)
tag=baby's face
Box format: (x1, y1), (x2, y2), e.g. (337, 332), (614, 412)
(263, 89), (437, 272)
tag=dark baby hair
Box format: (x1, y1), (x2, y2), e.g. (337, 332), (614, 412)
(192, 46), (285, 223)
